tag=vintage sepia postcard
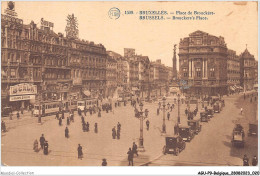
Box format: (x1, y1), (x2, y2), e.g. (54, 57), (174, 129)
(0, 0), (259, 175)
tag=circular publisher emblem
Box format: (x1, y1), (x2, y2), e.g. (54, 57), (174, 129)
(108, 7), (120, 20)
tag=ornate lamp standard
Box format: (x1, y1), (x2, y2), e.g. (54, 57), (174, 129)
(162, 96), (166, 134)
(136, 102), (148, 152)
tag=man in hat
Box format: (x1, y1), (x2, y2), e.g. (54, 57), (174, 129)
(39, 134), (45, 149)
(102, 158), (107, 166)
(65, 127), (69, 138)
(127, 148), (134, 166)
(77, 144), (83, 159)
(86, 122), (90, 132)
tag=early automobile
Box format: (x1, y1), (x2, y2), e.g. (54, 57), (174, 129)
(232, 131), (245, 147)
(178, 125), (195, 142)
(1, 107), (12, 117)
(163, 136), (186, 156)
(206, 108), (214, 118)
(200, 111), (209, 122)
(187, 119), (202, 134)
(248, 123), (258, 136)
(213, 103), (221, 113)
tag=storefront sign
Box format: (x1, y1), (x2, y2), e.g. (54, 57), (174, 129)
(10, 95), (35, 101)
(10, 83), (37, 96)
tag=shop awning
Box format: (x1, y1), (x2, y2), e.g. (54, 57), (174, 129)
(83, 90), (91, 96)
(132, 87), (139, 91)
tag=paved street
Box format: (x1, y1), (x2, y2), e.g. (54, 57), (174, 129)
(1, 92), (257, 166)
(148, 92), (258, 166)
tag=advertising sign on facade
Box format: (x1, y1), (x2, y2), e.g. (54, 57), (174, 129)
(10, 95), (35, 101)
(10, 83), (37, 96)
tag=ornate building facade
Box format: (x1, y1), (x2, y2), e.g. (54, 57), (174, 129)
(227, 49), (240, 93)
(239, 48), (257, 91)
(179, 30), (228, 96)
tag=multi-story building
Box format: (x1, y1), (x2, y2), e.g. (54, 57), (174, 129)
(1, 10), (107, 110)
(105, 55), (117, 97)
(179, 30), (228, 96)
(239, 48), (256, 91)
(227, 49), (240, 93)
(151, 59), (169, 96)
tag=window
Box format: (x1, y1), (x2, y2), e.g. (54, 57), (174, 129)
(210, 68), (215, 77)
(196, 68), (201, 77)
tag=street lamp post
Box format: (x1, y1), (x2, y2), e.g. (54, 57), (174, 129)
(177, 94), (180, 124)
(162, 96), (166, 134)
(136, 102), (148, 152)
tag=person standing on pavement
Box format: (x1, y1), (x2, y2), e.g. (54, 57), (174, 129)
(102, 158), (107, 166)
(112, 127), (116, 139)
(59, 117), (62, 126)
(252, 156), (258, 166)
(157, 108), (160, 116)
(33, 139), (38, 152)
(1, 121), (6, 132)
(243, 154), (249, 166)
(65, 127), (69, 138)
(117, 122), (121, 132)
(127, 148), (134, 166)
(43, 141), (49, 155)
(77, 144), (83, 159)
(94, 123), (98, 133)
(39, 134), (45, 149)
(116, 128), (120, 139)
(67, 117), (70, 126)
(84, 106), (87, 116)
(17, 111), (20, 119)
(146, 120), (150, 130)
(167, 112), (170, 121)
(132, 142), (138, 157)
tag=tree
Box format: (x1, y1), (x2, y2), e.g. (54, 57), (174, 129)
(65, 13), (79, 39)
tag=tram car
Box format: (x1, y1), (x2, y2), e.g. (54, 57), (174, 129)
(33, 100), (78, 117)
(77, 98), (98, 111)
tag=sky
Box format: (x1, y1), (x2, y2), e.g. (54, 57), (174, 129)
(1, 1), (258, 68)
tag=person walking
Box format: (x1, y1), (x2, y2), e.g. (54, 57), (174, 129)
(252, 156), (258, 166)
(117, 128), (120, 139)
(67, 117), (70, 126)
(112, 127), (116, 139)
(77, 144), (83, 160)
(102, 158), (107, 166)
(243, 154), (249, 166)
(65, 127), (69, 138)
(132, 142), (138, 157)
(39, 134), (45, 149)
(157, 108), (160, 116)
(94, 123), (98, 133)
(127, 148), (134, 166)
(117, 122), (121, 132)
(240, 108), (243, 115)
(55, 113), (59, 120)
(146, 120), (150, 130)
